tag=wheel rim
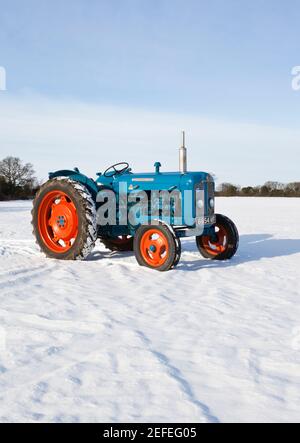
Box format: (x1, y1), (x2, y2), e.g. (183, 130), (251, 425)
(140, 229), (169, 267)
(38, 190), (78, 253)
(201, 224), (228, 256)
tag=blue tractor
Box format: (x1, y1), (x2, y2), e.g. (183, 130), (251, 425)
(32, 134), (239, 271)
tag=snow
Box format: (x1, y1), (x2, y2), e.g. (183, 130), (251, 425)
(0, 197), (300, 423)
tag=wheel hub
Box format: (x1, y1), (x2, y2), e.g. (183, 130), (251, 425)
(57, 215), (66, 228)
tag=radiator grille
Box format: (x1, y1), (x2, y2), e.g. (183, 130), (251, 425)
(197, 180), (215, 216)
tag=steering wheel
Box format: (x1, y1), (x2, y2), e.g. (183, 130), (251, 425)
(103, 162), (130, 178)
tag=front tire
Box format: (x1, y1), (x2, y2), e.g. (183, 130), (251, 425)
(196, 214), (239, 260)
(134, 224), (181, 271)
(32, 177), (97, 260)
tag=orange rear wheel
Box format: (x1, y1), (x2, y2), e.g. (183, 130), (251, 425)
(38, 191), (78, 253)
(32, 178), (97, 260)
(100, 235), (134, 252)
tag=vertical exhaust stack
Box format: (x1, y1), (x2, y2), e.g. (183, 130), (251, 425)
(179, 130), (187, 174)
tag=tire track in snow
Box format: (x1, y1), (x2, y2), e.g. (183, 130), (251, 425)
(135, 330), (220, 424)
(0, 309), (106, 335)
(0, 245), (38, 258)
(0, 239), (39, 258)
(0, 332), (107, 395)
(0, 263), (58, 290)
(0, 263), (48, 278)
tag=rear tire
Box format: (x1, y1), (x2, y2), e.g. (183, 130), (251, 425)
(196, 214), (239, 260)
(134, 224), (181, 271)
(32, 177), (97, 260)
(100, 235), (134, 252)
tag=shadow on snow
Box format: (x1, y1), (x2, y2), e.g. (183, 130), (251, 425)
(86, 234), (300, 270)
(179, 234), (300, 271)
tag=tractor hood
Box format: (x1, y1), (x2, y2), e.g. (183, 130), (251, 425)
(97, 170), (214, 192)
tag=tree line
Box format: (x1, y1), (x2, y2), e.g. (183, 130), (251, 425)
(0, 156), (299, 200)
(216, 181), (300, 197)
(0, 156), (39, 200)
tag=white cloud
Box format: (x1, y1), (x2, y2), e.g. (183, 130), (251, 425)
(0, 95), (299, 185)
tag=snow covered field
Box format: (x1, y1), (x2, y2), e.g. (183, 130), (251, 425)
(0, 197), (300, 423)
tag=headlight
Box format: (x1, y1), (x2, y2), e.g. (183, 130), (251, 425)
(197, 199), (204, 209)
(209, 198), (215, 209)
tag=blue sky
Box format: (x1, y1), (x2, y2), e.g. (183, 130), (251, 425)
(0, 0), (299, 185)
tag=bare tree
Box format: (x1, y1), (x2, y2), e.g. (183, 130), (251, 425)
(217, 183), (240, 196)
(264, 181), (285, 191)
(216, 181), (300, 197)
(0, 156), (36, 188)
(241, 186), (255, 195)
(286, 182), (300, 197)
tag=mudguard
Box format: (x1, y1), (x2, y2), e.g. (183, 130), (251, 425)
(48, 169), (98, 199)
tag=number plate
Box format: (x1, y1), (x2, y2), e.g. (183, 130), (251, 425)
(196, 215), (216, 226)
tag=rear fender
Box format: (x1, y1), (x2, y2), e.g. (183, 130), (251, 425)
(48, 169), (98, 199)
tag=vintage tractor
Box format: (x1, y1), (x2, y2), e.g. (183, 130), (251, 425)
(32, 134), (239, 271)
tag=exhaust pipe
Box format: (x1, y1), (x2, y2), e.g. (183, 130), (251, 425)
(179, 131), (187, 174)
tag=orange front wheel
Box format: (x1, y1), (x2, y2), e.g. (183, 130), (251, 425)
(196, 214), (239, 260)
(134, 225), (181, 271)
